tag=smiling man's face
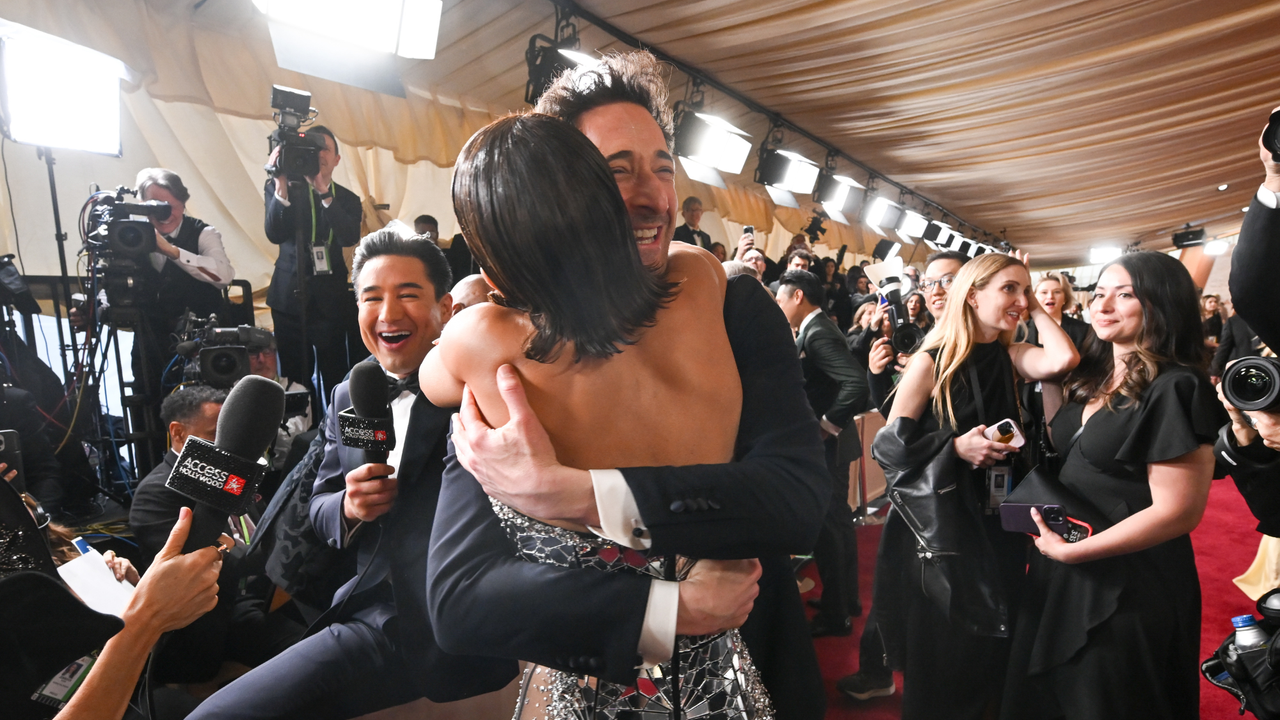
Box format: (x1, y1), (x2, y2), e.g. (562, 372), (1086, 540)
(574, 102), (678, 270)
(357, 255), (452, 377)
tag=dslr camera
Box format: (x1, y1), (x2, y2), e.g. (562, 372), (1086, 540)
(172, 313), (275, 389)
(1223, 356), (1280, 413)
(264, 85), (324, 179)
(863, 256), (927, 355)
(81, 186), (173, 327)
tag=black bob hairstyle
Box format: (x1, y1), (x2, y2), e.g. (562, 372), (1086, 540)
(452, 113), (676, 363)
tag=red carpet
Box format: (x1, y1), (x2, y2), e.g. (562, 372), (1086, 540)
(811, 478), (1262, 719)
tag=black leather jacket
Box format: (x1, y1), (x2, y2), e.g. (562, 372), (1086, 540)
(872, 417), (1012, 646)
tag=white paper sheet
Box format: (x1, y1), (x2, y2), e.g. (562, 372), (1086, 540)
(56, 547), (135, 618)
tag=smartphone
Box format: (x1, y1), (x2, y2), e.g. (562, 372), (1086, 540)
(983, 418), (1026, 448)
(1000, 503), (1094, 543)
(0, 429), (25, 493)
(743, 225), (754, 236)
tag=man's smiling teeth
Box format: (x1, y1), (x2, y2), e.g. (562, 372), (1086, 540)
(380, 332), (410, 343)
(634, 228), (658, 243)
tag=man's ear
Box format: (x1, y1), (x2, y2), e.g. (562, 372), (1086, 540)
(169, 421), (187, 452)
(438, 292), (454, 324)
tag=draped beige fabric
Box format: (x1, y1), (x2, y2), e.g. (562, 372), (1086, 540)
(2, 0), (1273, 272)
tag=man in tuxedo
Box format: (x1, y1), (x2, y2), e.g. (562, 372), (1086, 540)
(776, 269), (869, 637)
(265, 125), (363, 401)
(673, 195), (712, 249)
(190, 231), (516, 719)
(429, 51), (829, 718)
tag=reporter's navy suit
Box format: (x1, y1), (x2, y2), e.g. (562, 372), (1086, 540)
(428, 275), (830, 719)
(190, 378), (516, 719)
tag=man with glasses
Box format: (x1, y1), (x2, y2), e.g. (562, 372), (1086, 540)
(838, 249), (968, 702)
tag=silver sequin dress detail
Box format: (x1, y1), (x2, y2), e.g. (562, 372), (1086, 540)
(490, 499), (775, 720)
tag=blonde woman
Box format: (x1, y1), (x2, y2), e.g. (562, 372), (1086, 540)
(869, 253), (1078, 720)
(1029, 271), (1092, 350)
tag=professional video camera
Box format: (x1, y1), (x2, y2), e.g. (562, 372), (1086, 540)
(804, 211), (828, 246)
(863, 255), (927, 355)
(264, 85), (324, 179)
(172, 313), (274, 389)
(1223, 356), (1280, 413)
(80, 186), (172, 327)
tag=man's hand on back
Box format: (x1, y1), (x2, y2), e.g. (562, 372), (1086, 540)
(675, 559), (761, 636)
(452, 365), (598, 526)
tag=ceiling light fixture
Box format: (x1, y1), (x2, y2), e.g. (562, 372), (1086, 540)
(1090, 246), (1122, 264)
(252, 0), (443, 59)
(1218, 184), (1229, 191)
(813, 166), (865, 225)
(896, 211), (928, 243)
(864, 196), (905, 238)
(673, 112), (752, 175)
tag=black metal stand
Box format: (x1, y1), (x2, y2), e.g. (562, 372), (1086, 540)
(289, 177), (313, 398)
(36, 148), (80, 381)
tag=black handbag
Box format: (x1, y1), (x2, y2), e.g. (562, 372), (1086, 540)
(1001, 463), (1113, 535)
(1202, 588), (1280, 719)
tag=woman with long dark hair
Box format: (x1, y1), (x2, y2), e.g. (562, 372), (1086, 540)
(421, 113), (772, 719)
(1002, 252), (1227, 720)
(871, 253), (1078, 720)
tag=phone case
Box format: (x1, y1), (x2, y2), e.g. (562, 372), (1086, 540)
(983, 418), (1026, 448)
(1000, 503), (1094, 543)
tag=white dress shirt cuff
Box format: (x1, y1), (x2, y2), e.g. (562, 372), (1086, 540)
(636, 579), (679, 668)
(588, 469), (651, 550)
(274, 189), (291, 207)
(1257, 184), (1280, 209)
(820, 416), (843, 436)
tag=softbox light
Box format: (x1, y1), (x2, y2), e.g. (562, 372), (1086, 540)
(0, 24), (128, 155)
(674, 112), (752, 175)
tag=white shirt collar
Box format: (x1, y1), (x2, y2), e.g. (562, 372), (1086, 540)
(798, 307), (824, 337)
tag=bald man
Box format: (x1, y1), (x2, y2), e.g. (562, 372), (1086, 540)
(450, 274), (491, 315)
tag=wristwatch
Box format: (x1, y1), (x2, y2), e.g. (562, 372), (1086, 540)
(317, 187), (333, 200)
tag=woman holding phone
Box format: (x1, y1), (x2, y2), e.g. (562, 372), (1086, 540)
(1002, 252), (1226, 720)
(871, 252), (1078, 719)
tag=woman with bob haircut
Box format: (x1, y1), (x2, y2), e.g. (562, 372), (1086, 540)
(1028, 271), (1091, 350)
(870, 252), (1079, 720)
(1002, 252), (1227, 720)
(420, 113), (773, 719)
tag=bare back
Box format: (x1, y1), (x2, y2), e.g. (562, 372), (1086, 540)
(423, 243), (742, 474)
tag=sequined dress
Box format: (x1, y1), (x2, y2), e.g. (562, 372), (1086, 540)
(490, 499), (775, 720)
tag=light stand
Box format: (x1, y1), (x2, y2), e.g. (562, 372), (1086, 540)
(36, 147), (80, 380)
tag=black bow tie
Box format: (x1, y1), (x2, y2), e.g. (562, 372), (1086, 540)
(388, 374), (419, 396)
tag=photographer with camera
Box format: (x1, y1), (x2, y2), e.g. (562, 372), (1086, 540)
(265, 122), (363, 401)
(129, 169), (234, 417)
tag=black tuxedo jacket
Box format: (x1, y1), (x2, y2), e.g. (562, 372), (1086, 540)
(1233, 196), (1280, 351)
(309, 379), (516, 703)
(1211, 314), (1262, 378)
(796, 310), (869, 434)
(673, 224), (711, 250)
(264, 180), (363, 317)
(428, 275), (829, 718)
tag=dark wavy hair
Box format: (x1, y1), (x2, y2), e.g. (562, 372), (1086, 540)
(533, 51), (674, 149)
(452, 114), (676, 363)
(1065, 251), (1208, 407)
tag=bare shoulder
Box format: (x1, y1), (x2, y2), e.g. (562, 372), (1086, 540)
(436, 303), (526, 374)
(666, 243), (728, 300)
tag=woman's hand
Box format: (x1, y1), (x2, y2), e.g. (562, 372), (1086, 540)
(0, 462), (16, 483)
(124, 507), (222, 638)
(101, 550), (140, 585)
(1029, 507), (1083, 564)
(867, 337), (902, 375)
(953, 425), (1017, 468)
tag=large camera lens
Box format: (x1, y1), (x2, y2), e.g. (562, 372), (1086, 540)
(1224, 356), (1280, 412)
(199, 346), (250, 389)
(891, 323), (926, 355)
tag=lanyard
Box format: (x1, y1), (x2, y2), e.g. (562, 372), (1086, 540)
(307, 185), (335, 248)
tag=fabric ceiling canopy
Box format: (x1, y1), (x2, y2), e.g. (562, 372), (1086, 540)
(4, 0), (1277, 266)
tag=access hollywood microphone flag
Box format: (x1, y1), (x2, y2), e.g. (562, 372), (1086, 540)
(338, 361), (396, 464)
(165, 375), (285, 552)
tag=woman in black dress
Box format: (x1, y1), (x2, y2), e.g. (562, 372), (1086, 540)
(872, 253), (1079, 720)
(1003, 252), (1227, 720)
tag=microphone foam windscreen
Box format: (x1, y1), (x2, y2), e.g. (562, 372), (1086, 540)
(349, 362), (391, 419)
(216, 374), (286, 459)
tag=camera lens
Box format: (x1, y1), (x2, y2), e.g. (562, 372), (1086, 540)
(116, 225), (144, 251)
(1225, 357), (1280, 412)
(891, 324), (926, 355)
(1043, 507), (1064, 524)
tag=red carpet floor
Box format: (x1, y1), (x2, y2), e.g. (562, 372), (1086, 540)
(810, 478), (1261, 719)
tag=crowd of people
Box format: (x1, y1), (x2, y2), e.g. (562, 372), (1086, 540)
(6, 49), (1280, 720)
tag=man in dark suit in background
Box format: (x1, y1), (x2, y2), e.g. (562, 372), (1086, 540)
(673, 195), (712, 249)
(265, 125), (363, 402)
(189, 231), (515, 719)
(430, 51), (829, 719)
(776, 269), (869, 637)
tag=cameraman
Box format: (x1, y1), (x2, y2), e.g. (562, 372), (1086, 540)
(1216, 111), (1280, 530)
(133, 168), (234, 400)
(265, 125), (363, 400)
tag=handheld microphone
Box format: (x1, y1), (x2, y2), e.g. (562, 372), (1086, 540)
(339, 362), (395, 465)
(165, 375), (285, 553)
